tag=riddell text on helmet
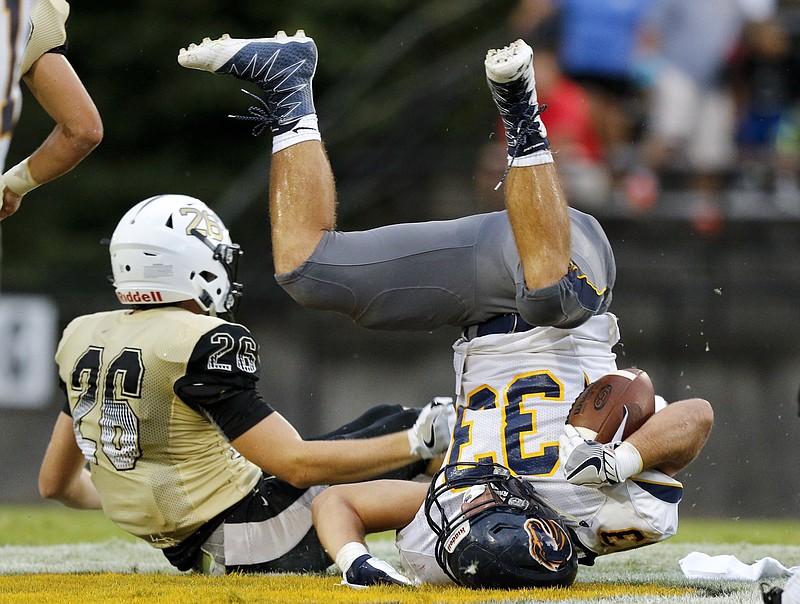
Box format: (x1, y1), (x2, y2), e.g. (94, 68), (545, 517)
(445, 523), (470, 553)
(117, 291), (164, 303)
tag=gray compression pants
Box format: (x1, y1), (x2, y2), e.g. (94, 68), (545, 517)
(276, 208), (615, 332)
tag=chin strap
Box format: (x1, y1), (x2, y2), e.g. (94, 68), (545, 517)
(198, 291), (215, 314)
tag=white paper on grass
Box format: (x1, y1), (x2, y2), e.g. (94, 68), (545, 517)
(679, 551), (800, 580)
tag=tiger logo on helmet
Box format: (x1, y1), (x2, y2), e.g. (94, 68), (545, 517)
(525, 517), (574, 572)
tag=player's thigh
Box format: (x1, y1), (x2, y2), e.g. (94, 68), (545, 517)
(222, 482), (328, 570)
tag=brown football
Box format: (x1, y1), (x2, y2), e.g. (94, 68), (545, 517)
(566, 368), (656, 443)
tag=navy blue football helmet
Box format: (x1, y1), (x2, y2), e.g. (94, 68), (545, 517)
(424, 461), (578, 589)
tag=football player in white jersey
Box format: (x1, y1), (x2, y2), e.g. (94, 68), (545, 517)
(38, 194), (455, 575)
(0, 0), (33, 173)
(0, 0), (102, 221)
(178, 32), (713, 587)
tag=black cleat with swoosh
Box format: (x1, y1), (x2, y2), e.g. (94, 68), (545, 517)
(342, 554), (414, 589)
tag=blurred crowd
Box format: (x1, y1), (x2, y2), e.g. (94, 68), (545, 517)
(476, 0), (800, 232)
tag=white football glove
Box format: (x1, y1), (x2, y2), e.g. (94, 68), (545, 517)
(559, 424), (620, 488)
(407, 397), (456, 459)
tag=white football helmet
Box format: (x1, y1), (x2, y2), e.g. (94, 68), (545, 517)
(110, 194), (243, 318)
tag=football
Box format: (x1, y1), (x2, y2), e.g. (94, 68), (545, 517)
(566, 368), (656, 443)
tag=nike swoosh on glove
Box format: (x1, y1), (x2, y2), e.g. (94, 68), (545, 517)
(559, 424), (620, 488)
(407, 397), (456, 459)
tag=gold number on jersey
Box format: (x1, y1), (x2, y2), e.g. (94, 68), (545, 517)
(180, 207), (224, 242)
(69, 346), (144, 471)
(598, 528), (647, 547)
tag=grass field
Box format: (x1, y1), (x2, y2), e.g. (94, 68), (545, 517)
(0, 504), (798, 603)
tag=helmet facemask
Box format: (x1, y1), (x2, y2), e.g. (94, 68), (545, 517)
(424, 461), (579, 588)
(189, 228), (243, 320)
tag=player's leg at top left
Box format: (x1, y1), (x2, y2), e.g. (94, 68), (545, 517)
(178, 31), (335, 275)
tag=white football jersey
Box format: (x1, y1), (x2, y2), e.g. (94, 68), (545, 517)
(20, 0), (69, 75)
(1, 0), (33, 170)
(397, 313), (682, 583)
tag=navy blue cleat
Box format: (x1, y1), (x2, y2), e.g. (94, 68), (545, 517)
(178, 31), (317, 135)
(342, 554), (414, 589)
(484, 39), (549, 161)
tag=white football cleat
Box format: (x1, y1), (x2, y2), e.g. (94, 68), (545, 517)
(178, 30), (314, 76)
(484, 39), (549, 173)
(485, 38), (535, 86)
(178, 31), (317, 135)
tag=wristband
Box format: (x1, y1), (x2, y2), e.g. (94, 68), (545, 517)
(2, 158), (40, 196)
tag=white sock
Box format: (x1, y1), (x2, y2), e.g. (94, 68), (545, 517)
(613, 442), (644, 482)
(509, 148), (553, 166)
(335, 541), (370, 573)
(272, 114), (321, 153)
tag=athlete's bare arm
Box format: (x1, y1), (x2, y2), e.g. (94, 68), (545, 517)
(1, 53), (102, 221)
(231, 413), (432, 489)
(38, 412), (102, 509)
(22, 53), (103, 185)
(562, 397), (714, 488)
(626, 397), (714, 477)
